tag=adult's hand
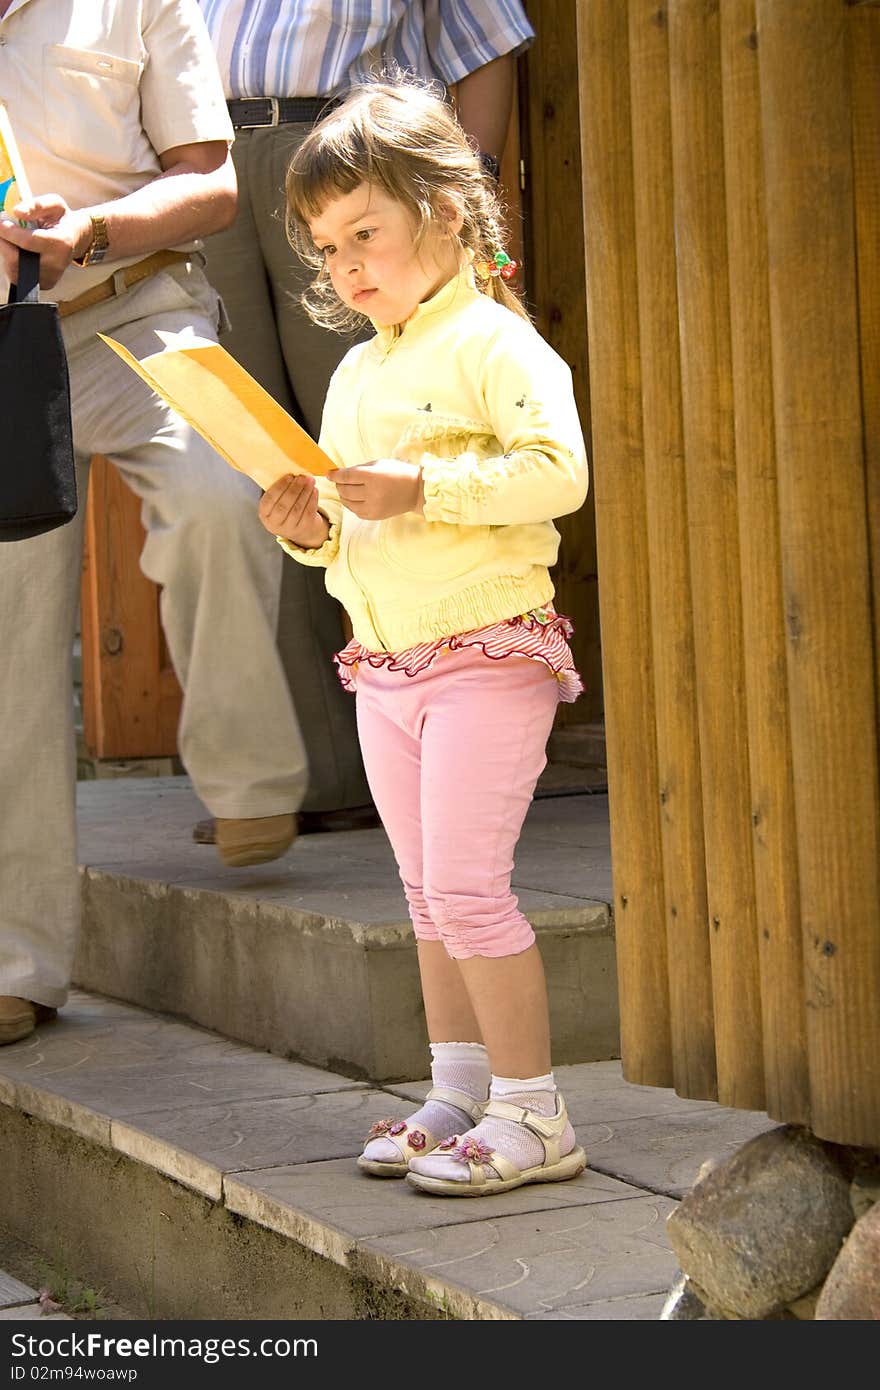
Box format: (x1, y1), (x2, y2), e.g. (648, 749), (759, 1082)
(0, 195), (92, 290)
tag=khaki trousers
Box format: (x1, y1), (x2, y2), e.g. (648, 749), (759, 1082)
(202, 123), (371, 814)
(0, 261), (307, 1007)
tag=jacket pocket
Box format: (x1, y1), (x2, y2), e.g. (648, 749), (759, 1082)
(378, 514), (490, 581)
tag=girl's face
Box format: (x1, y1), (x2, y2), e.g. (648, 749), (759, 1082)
(308, 181), (461, 327)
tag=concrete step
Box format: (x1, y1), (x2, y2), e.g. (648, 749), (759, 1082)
(73, 778), (619, 1083)
(0, 991), (776, 1320)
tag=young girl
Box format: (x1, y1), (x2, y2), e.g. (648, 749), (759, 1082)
(259, 77), (589, 1197)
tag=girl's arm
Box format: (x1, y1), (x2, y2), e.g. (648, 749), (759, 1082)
(420, 324), (589, 527)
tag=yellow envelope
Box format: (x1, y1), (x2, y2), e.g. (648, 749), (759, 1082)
(0, 102), (32, 212)
(99, 329), (334, 490)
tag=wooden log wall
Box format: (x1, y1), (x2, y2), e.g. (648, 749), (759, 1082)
(577, 0), (880, 1147)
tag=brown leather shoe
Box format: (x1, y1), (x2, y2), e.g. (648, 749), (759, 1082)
(194, 804), (381, 845)
(193, 817), (217, 844)
(0, 996), (57, 1045)
(215, 813), (297, 867)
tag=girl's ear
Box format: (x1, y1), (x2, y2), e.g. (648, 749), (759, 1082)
(435, 192), (465, 237)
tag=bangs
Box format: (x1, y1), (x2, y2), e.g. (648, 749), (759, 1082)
(286, 128), (374, 226)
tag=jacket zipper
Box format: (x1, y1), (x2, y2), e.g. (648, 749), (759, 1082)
(348, 344), (396, 651)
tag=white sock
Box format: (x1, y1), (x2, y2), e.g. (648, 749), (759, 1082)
(409, 1072), (576, 1183)
(361, 1042), (490, 1165)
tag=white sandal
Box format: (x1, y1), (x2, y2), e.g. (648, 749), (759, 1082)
(357, 1086), (485, 1178)
(405, 1094), (587, 1197)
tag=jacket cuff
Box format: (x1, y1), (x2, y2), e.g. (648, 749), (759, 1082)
(420, 453), (483, 524)
(276, 519), (339, 566)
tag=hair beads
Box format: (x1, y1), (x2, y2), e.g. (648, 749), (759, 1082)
(475, 250), (518, 281)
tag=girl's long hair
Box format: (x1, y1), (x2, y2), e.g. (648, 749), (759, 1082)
(285, 73), (530, 332)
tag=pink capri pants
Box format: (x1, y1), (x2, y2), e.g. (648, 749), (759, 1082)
(354, 647), (560, 959)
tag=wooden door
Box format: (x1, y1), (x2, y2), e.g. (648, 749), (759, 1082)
(80, 456), (182, 760)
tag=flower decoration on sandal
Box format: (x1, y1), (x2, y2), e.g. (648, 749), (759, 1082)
(408, 1130), (428, 1151)
(366, 1118), (397, 1140)
(475, 250), (518, 282)
(453, 1136), (495, 1164)
(438, 1135), (461, 1151)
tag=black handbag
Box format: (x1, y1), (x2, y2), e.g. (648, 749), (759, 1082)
(0, 247), (77, 540)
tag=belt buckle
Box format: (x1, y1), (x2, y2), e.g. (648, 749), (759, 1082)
(251, 97), (279, 128)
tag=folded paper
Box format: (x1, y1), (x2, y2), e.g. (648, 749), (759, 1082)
(0, 102), (32, 212)
(99, 329), (334, 489)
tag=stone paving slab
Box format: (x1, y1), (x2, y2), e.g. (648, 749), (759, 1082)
(580, 1107), (778, 1198)
(224, 1156), (651, 1273)
(0, 1271), (38, 1309)
(0, 1005), (360, 1093)
(530, 1292), (670, 1320)
(0, 1306), (72, 1320)
(113, 1089), (417, 1201)
(0, 1272), (72, 1322)
(359, 1193), (680, 1319)
(0, 992), (364, 1148)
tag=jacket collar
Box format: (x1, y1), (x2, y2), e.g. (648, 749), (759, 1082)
(371, 263), (480, 350)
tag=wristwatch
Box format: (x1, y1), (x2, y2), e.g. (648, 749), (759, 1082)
(74, 214), (110, 267)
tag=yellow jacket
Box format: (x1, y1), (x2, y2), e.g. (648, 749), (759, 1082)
(282, 268), (589, 653)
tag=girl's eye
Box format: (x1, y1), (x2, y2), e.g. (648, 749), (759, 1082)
(355, 228), (374, 242)
(318, 245), (335, 259)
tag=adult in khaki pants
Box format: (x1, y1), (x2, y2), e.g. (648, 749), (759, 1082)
(0, 0), (308, 1045)
(193, 0), (535, 842)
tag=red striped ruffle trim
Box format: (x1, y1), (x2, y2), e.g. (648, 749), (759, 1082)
(334, 608), (583, 703)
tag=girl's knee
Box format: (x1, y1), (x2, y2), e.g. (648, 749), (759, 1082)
(405, 885), (441, 942)
(425, 890), (535, 958)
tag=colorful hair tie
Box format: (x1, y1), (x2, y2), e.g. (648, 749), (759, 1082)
(475, 250), (518, 282)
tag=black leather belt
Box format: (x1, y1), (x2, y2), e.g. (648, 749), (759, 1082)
(227, 96), (339, 128)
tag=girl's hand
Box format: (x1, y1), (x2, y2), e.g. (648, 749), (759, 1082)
(258, 473), (330, 549)
(330, 459), (424, 520)
(0, 195), (93, 289)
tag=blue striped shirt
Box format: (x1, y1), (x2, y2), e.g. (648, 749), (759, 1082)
(197, 1), (534, 100)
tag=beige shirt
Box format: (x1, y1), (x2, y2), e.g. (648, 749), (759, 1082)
(0, 0), (234, 300)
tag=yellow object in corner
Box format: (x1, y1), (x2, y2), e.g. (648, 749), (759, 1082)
(0, 101), (32, 213)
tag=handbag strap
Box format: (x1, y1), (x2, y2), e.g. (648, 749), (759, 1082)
(7, 248), (40, 305)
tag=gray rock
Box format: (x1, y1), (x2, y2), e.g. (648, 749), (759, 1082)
(666, 1124), (853, 1319)
(815, 1199), (880, 1320)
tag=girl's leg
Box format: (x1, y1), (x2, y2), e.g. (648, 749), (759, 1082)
(353, 673), (490, 1172)
(456, 945), (550, 1077)
(405, 651), (585, 1191)
(418, 939), (482, 1043)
